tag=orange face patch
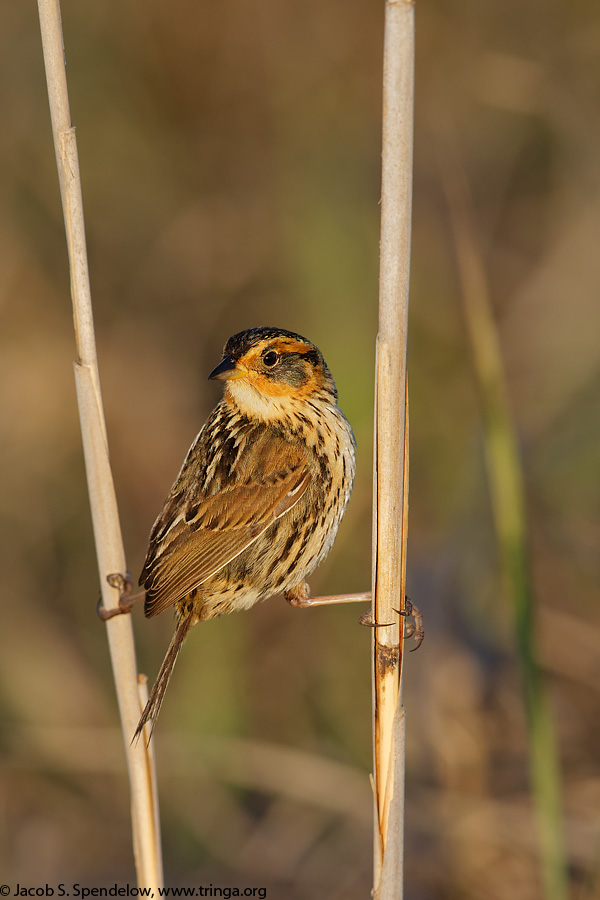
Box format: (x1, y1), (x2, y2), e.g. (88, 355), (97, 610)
(227, 337), (323, 402)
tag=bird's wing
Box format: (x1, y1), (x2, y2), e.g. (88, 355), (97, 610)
(140, 431), (311, 617)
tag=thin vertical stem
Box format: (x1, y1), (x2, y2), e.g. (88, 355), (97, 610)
(372, 0), (414, 897)
(36, 0), (163, 888)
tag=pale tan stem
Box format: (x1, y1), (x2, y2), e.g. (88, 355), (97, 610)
(36, 0), (163, 888)
(372, 0), (414, 897)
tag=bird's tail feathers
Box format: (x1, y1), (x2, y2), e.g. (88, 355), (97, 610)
(133, 611), (195, 744)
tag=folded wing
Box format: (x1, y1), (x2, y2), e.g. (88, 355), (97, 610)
(140, 430), (310, 617)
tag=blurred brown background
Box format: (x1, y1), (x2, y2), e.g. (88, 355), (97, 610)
(1, 0), (599, 897)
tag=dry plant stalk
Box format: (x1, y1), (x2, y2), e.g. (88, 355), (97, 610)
(36, 0), (163, 887)
(372, 0), (414, 897)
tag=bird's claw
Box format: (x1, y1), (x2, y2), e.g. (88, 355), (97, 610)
(360, 596), (424, 648)
(106, 571), (132, 595)
(393, 597), (424, 650)
(358, 611), (395, 628)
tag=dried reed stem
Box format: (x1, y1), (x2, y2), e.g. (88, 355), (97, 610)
(36, 0), (163, 887)
(372, 0), (414, 897)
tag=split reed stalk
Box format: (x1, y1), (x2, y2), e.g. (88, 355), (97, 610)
(372, 0), (414, 897)
(36, 0), (163, 887)
(443, 159), (568, 900)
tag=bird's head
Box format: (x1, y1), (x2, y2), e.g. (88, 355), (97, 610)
(208, 327), (337, 420)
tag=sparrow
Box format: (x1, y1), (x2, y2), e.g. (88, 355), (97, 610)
(134, 326), (356, 739)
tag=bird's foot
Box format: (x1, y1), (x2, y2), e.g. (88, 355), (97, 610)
(97, 571), (144, 621)
(285, 586), (423, 647)
(359, 596), (424, 648)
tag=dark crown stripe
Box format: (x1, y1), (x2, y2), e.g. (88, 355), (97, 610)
(224, 326), (320, 361)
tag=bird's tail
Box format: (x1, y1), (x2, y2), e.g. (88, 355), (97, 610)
(133, 611), (195, 743)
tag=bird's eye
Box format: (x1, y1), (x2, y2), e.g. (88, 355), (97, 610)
(262, 350), (279, 368)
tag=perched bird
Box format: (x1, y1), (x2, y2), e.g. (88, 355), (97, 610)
(134, 326), (356, 739)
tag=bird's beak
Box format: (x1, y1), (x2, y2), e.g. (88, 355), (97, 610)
(208, 355), (245, 381)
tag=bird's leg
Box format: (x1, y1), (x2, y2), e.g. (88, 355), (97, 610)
(285, 582), (372, 609)
(97, 572), (144, 621)
(285, 584), (424, 648)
